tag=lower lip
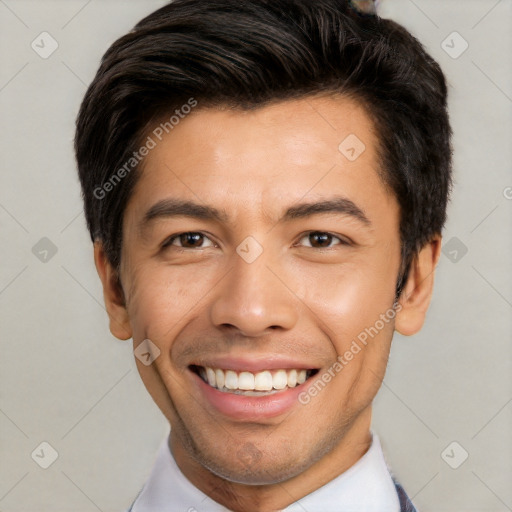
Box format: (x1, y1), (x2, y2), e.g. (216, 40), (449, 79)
(191, 370), (309, 421)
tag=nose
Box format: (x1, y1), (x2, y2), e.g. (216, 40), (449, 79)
(209, 249), (299, 337)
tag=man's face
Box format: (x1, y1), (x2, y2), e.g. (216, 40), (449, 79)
(118, 95), (402, 484)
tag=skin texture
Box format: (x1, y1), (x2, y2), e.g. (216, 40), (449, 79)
(94, 95), (441, 512)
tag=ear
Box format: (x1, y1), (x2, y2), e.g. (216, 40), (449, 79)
(395, 236), (442, 336)
(93, 241), (132, 340)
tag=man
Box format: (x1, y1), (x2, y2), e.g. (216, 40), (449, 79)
(74, 0), (452, 510)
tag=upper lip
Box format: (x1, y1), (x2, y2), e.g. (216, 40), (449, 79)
(190, 356), (319, 373)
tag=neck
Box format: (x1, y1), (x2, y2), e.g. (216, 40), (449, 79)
(170, 406), (373, 512)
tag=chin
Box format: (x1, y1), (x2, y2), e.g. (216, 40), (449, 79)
(202, 455), (308, 486)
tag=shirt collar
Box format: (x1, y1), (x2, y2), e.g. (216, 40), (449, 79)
(128, 432), (400, 512)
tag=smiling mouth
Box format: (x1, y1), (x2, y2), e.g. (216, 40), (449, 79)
(190, 365), (319, 396)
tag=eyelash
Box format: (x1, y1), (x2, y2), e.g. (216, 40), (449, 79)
(295, 231), (350, 248)
(162, 231), (350, 250)
(162, 232), (216, 249)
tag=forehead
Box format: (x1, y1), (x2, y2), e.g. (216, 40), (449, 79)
(125, 95), (397, 227)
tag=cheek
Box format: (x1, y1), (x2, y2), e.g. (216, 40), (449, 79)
(124, 263), (215, 342)
(297, 263), (397, 413)
(298, 259), (397, 345)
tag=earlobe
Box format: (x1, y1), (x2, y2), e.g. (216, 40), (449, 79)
(93, 241), (133, 341)
(395, 236), (442, 336)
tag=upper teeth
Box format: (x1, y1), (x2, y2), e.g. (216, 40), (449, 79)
(199, 367), (308, 391)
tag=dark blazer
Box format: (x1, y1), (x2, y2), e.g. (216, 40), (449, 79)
(394, 480), (418, 512)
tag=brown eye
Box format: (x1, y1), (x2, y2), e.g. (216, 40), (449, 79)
(309, 232), (333, 248)
(297, 231), (345, 248)
(164, 232), (214, 249)
(180, 233), (204, 248)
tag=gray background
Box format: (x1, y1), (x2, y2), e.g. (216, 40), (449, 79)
(0, 0), (510, 510)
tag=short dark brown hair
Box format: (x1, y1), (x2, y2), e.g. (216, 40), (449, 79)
(75, 0), (452, 294)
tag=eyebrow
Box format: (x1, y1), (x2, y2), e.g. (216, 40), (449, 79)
(282, 197), (371, 226)
(139, 196), (371, 232)
(142, 199), (229, 226)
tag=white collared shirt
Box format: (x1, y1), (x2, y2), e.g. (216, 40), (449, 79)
(127, 432), (400, 512)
